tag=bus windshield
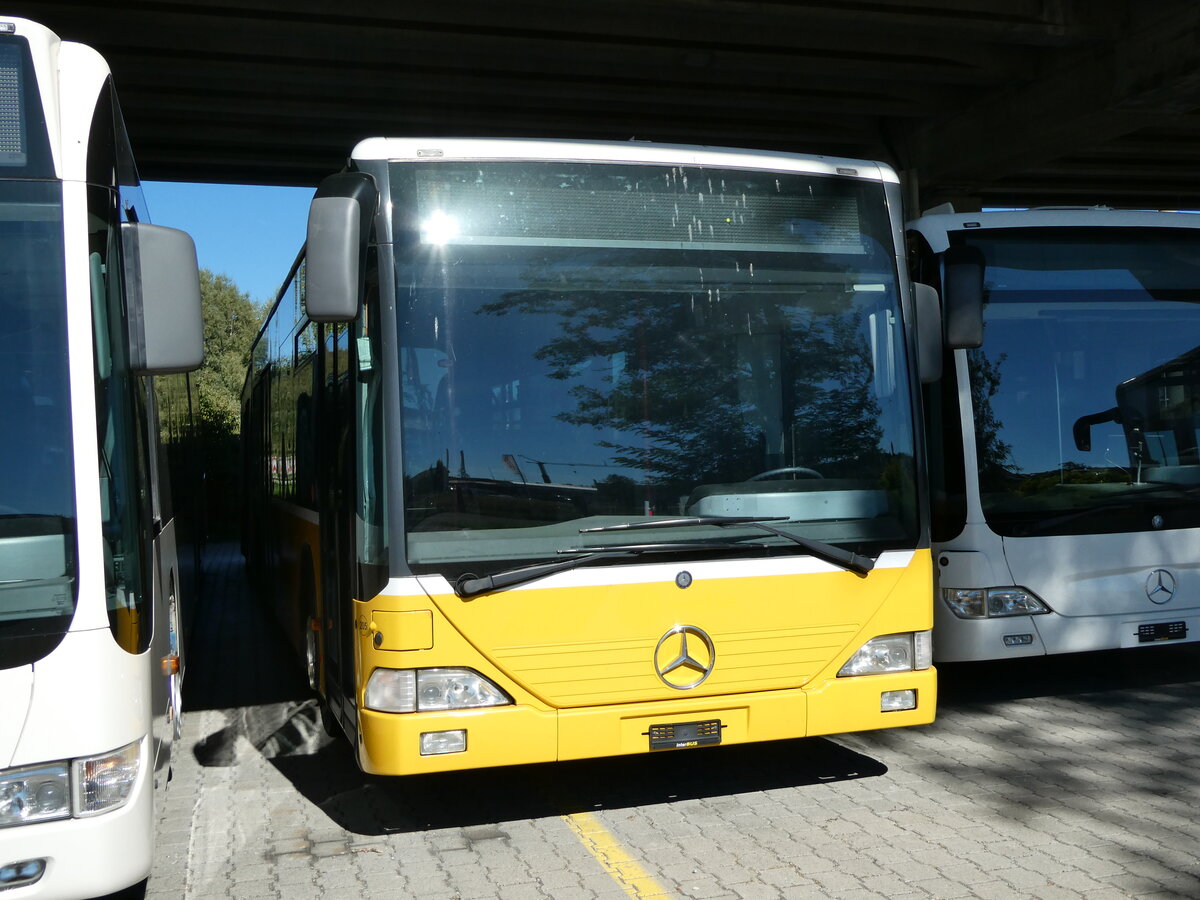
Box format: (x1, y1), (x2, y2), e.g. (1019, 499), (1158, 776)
(0, 180), (77, 667)
(393, 161), (918, 571)
(959, 226), (1200, 536)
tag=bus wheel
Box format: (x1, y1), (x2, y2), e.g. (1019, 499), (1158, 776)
(305, 617), (320, 692)
(318, 694), (341, 739)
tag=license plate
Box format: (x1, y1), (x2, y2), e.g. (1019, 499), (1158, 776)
(1138, 621), (1187, 643)
(648, 719), (722, 751)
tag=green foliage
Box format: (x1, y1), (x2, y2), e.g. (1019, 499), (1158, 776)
(1015, 462), (1130, 495)
(155, 269), (263, 539)
(192, 269), (264, 436)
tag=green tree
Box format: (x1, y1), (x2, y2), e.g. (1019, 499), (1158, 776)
(192, 269), (263, 436)
(157, 269), (263, 539)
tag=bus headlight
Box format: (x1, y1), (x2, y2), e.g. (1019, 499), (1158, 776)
(365, 667), (512, 713)
(0, 763), (70, 827)
(0, 740), (140, 828)
(416, 669), (511, 711)
(364, 668), (416, 711)
(73, 741), (140, 817)
(838, 631), (932, 676)
(943, 587), (1049, 618)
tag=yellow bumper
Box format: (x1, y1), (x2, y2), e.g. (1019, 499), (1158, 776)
(357, 666), (935, 775)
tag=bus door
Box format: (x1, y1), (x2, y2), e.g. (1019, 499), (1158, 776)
(144, 382), (184, 771)
(243, 370), (270, 578)
(317, 322), (357, 735)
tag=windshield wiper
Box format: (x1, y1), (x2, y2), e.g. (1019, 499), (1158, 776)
(580, 515), (789, 533)
(453, 540), (772, 599)
(454, 550), (637, 598)
(735, 521), (874, 575)
(581, 515), (874, 576)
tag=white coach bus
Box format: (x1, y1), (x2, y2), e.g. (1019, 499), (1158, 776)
(909, 207), (1200, 662)
(0, 16), (202, 897)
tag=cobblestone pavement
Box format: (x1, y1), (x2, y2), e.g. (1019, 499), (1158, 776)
(139, 544), (1200, 899)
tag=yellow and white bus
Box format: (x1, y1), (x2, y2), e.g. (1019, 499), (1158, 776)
(244, 138), (967, 776)
(0, 16), (202, 897)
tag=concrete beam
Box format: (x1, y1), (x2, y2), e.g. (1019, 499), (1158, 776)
(910, 1), (1200, 200)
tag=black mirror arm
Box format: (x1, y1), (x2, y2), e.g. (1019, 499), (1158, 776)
(1072, 406), (1120, 452)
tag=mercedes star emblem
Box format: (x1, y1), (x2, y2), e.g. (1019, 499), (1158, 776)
(1146, 569), (1176, 605)
(654, 624), (716, 689)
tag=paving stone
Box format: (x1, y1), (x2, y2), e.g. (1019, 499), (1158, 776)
(729, 882), (778, 900)
(226, 880), (279, 899)
(273, 885), (324, 900)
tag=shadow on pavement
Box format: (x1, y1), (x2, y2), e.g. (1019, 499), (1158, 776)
(184, 541), (888, 835)
(88, 881), (147, 900)
(189, 538), (1196, 844)
(192, 699), (332, 768)
(938, 641), (1200, 708)
(262, 730), (886, 835)
(182, 543), (310, 712)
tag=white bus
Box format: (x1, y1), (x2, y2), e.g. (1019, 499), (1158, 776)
(909, 207), (1200, 662)
(0, 17), (202, 897)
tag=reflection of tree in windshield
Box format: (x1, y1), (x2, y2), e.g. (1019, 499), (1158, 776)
(968, 347), (1013, 489)
(478, 279), (884, 495)
(971, 346), (1129, 497)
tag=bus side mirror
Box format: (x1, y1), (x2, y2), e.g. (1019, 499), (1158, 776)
(913, 282), (942, 384)
(942, 246), (984, 349)
(1073, 406), (1120, 452)
(305, 172), (378, 323)
(121, 222), (203, 374)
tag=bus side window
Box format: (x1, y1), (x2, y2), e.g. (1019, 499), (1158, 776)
(357, 249), (388, 593)
(909, 231), (968, 543)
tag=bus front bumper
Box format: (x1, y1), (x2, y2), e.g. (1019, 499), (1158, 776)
(0, 740), (154, 899)
(933, 601), (1200, 662)
(357, 668), (936, 775)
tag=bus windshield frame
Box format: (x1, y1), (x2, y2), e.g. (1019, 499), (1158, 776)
(955, 225), (1200, 537)
(389, 160), (920, 575)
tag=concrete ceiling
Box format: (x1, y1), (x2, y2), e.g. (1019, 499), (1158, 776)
(12, 0), (1200, 211)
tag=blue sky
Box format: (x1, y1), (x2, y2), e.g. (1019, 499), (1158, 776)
(142, 181), (315, 308)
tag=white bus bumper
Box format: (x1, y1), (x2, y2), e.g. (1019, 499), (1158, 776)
(0, 737), (155, 899)
(934, 600), (1200, 662)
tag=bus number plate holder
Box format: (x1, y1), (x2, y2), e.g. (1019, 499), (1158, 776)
(1138, 621), (1187, 643)
(648, 719), (721, 751)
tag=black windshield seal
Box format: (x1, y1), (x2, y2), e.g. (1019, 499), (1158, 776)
(997, 483), (1200, 537)
(957, 226), (1200, 539)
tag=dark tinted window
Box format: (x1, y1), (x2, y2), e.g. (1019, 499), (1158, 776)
(954, 226), (1200, 537)
(0, 180), (76, 669)
(0, 35), (53, 178)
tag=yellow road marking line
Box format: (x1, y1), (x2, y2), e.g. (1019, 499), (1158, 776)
(563, 811), (674, 898)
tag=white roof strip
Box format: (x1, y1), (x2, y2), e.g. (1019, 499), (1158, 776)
(351, 137), (898, 183)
